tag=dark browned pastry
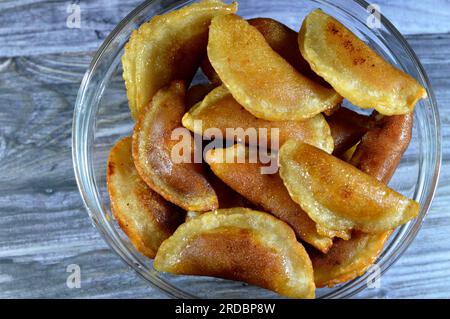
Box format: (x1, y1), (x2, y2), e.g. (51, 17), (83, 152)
(154, 208), (316, 299)
(132, 81), (218, 211)
(205, 144), (333, 253)
(326, 107), (373, 156)
(107, 137), (184, 258)
(310, 113), (413, 287)
(350, 113), (413, 183)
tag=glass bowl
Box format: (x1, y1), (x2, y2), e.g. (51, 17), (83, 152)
(72, 0), (441, 298)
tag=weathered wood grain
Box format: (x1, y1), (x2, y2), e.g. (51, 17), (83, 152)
(0, 1), (449, 299)
(1, 0), (450, 58)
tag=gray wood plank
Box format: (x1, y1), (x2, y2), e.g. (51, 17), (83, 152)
(1, 0), (450, 58)
(1, 32), (450, 298)
(374, 0), (450, 35)
(0, 52), (165, 298)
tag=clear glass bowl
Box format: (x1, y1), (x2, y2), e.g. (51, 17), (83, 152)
(72, 0), (441, 298)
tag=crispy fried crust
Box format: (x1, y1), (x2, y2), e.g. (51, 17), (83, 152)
(182, 85), (334, 153)
(200, 17), (330, 86)
(310, 113), (414, 287)
(309, 231), (390, 287)
(122, 0), (237, 119)
(205, 144), (333, 253)
(279, 140), (419, 234)
(154, 208), (315, 298)
(208, 14), (342, 121)
(132, 81), (218, 211)
(350, 113), (413, 184)
(299, 9), (426, 115)
(107, 137), (184, 258)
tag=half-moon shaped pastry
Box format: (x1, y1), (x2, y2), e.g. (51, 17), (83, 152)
(133, 81), (218, 211)
(107, 137), (184, 258)
(200, 17), (328, 86)
(207, 14), (342, 121)
(122, 0), (237, 119)
(299, 9), (427, 115)
(205, 144), (333, 253)
(310, 114), (413, 287)
(154, 208), (316, 299)
(182, 85), (334, 153)
(279, 140), (419, 234)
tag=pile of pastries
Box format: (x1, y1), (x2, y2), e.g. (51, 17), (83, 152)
(107, 0), (426, 298)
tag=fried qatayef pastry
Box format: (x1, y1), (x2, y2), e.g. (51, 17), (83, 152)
(182, 85), (334, 153)
(279, 140), (419, 234)
(107, 137), (184, 258)
(248, 18), (327, 85)
(350, 113), (413, 183)
(154, 208), (315, 299)
(309, 231), (390, 287)
(310, 114), (413, 287)
(122, 0), (237, 119)
(133, 81), (218, 211)
(205, 144), (333, 253)
(299, 9), (427, 115)
(208, 14), (342, 121)
(200, 17), (328, 86)
(326, 107), (373, 156)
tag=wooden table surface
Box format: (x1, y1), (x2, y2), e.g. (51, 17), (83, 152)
(0, 0), (449, 299)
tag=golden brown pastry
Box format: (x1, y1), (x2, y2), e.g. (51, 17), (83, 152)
(107, 137), (184, 258)
(207, 14), (342, 121)
(309, 231), (390, 288)
(299, 9), (426, 115)
(248, 17), (330, 85)
(182, 85), (334, 153)
(122, 0), (237, 119)
(132, 81), (218, 211)
(154, 208), (316, 299)
(350, 113), (413, 183)
(309, 113), (414, 287)
(205, 144), (333, 253)
(279, 140), (419, 234)
(200, 17), (332, 86)
(207, 170), (254, 209)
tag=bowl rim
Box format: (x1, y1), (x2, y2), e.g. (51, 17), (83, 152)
(72, 0), (442, 299)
